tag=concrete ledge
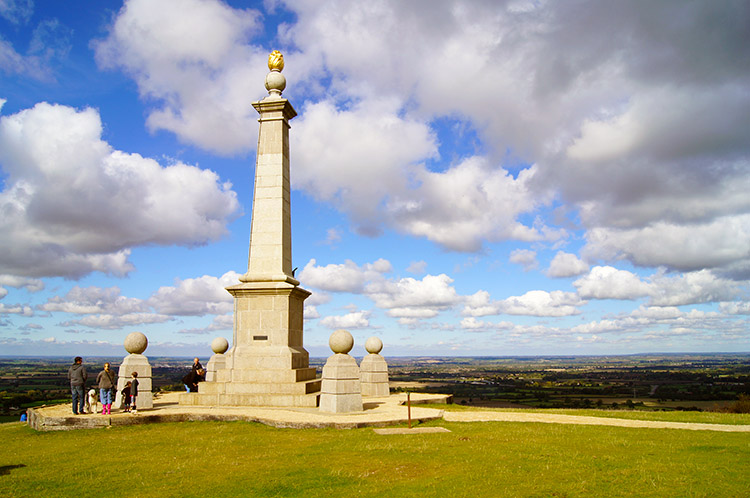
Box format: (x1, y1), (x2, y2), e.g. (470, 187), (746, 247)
(28, 392), (447, 431)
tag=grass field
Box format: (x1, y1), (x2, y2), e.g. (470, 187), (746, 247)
(435, 404), (750, 425)
(1, 416), (748, 497)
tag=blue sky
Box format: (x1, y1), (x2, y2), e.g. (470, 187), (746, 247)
(1, 0), (749, 358)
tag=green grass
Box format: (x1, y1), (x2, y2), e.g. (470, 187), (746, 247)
(436, 403), (750, 425)
(1, 419), (748, 497)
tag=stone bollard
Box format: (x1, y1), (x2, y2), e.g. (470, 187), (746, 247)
(360, 336), (390, 397)
(205, 337), (229, 382)
(115, 332), (153, 410)
(319, 329), (363, 413)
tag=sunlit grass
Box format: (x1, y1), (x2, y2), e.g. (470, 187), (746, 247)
(434, 403), (750, 425)
(1, 418), (748, 497)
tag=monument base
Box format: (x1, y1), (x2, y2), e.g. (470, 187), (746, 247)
(360, 353), (390, 397)
(319, 353), (363, 413)
(115, 353), (153, 409)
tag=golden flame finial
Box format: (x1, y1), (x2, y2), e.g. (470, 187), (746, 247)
(268, 50), (284, 72)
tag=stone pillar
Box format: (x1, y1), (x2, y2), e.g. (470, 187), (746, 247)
(115, 332), (153, 409)
(205, 337), (229, 382)
(319, 330), (363, 413)
(360, 336), (390, 397)
(180, 51), (320, 408)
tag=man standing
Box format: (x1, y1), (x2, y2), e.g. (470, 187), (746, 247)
(67, 356), (87, 415)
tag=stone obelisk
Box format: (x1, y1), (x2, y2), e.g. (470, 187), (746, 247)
(180, 51), (320, 407)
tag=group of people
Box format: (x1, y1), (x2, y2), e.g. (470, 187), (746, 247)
(66, 356), (206, 415)
(66, 357), (139, 415)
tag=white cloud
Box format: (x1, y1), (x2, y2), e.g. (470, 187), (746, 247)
(365, 274), (460, 317)
(293, 98), (438, 235)
(0, 302), (33, 316)
(387, 159), (557, 252)
(148, 271), (240, 316)
(299, 258), (392, 293)
(60, 313), (171, 330)
(0, 275), (44, 292)
(546, 251), (589, 278)
(583, 216), (750, 273)
(41, 286), (149, 315)
(93, 0), (266, 155)
(319, 310), (370, 329)
(498, 290), (583, 317)
(720, 302), (750, 315)
(0, 102), (239, 278)
(648, 270), (741, 307)
(574, 266), (651, 300)
(510, 249), (538, 272)
(462, 290), (500, 317)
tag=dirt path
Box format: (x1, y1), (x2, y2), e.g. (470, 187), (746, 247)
(442, 411), (750, 432)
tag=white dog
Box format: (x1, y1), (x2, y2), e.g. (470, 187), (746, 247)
(85, 388), (97, 414)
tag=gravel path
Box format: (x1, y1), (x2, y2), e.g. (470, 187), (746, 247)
(443, 411), (750, 432)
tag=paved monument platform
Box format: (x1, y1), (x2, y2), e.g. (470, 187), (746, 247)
(27, 392), (451, 431)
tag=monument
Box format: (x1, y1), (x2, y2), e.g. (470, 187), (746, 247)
(115, 331), (153, 409)
(319, 330), (363, 413)
(180, 51), (320, 408)
(360, 336), (390, 397)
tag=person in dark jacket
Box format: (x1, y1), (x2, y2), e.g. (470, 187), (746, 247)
(96, 362), (117, 415)
(121, 381), (132, 412)
(182, 368), (205, 393)
(130, 372), (139, 414)
(67, 356), (87, 415)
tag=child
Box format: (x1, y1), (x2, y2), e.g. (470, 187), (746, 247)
(130, 371), (139, 414)
(122, 381), (132, 412)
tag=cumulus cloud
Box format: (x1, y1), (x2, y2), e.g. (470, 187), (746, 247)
(648, 270), (741, 307)
(319, 310), (371, 329)
(0, 302), (33, 316)
(387, 159), (558, 252)
(464, 288), (584, 318)
(365, 274), (461, 318)
(546, 251), (589, 278)
(0, 102), (239, 278)
(148, 271), (240, 316)
(41, 286), (149, 315)
(299, 258), (392, 293)
(574, 266), (651, 301)
(93, 0), (267, 155)
(498, 290), (583, 317)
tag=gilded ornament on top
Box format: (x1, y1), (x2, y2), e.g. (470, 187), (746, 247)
(268, 50), (284, 71)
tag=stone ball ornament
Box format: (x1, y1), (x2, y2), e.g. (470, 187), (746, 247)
(124, 331), (148, 354)
(365, 336), (383, 355)
(329, 329), (354, 354)
(211, 336), (229, 354)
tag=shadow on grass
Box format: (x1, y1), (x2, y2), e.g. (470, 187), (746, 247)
(0, 464), (26, 476)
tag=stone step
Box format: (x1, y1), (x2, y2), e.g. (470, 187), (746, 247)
(215, 367), (317, 384)
(198, 378), (321, 395)
(179, 392), (320, 408)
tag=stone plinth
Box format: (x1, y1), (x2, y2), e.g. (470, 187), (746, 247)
(115, 353), (153, 409)
(319, 353), (363, 413)
(205, 354), (226, 382)
(360, 354), (390, 397)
